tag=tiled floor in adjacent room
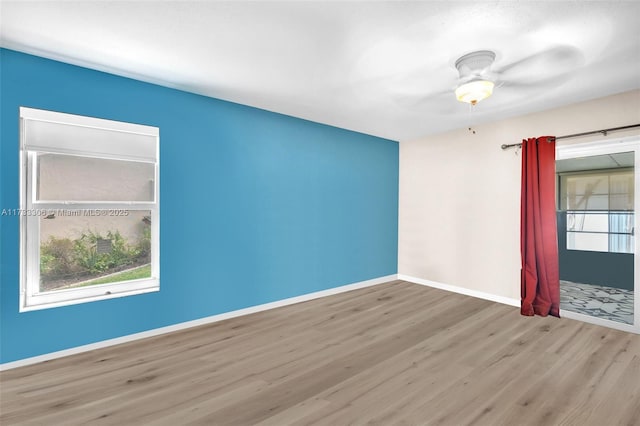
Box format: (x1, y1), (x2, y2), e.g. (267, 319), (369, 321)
(560, 280), (634, 325)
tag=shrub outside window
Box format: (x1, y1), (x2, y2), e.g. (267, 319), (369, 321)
(19, 107), (159, 311)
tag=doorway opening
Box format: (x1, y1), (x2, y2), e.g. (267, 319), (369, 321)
(556, 139), (639, 333)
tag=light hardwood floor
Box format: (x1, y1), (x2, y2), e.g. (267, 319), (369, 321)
(1, 280), (639, 425)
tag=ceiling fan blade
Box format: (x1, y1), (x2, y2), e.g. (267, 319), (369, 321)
(393, 88), (451, 109)
(482, 72), (575, 112)
(499, 69), (574, 90)
(496, 45), (585, 83)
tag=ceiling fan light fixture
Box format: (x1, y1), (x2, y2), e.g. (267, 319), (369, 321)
(455, 79), (495, 105)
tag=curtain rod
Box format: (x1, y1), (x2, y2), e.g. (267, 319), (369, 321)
(500, 124), (640, 150)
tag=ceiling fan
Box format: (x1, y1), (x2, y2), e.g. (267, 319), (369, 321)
(454, 46), (584, 106)
(453, 50), (497, 105)
(399, 45), (584, 110)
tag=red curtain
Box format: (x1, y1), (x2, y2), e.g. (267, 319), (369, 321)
(521, 136), (560, 317)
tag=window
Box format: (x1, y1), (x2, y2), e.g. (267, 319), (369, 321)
(19, 107), (159, 311)
(560, 170), (634, 254)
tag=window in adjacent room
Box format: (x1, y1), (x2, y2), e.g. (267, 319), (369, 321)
(19, 107), (159, 311)
(559, 169), (634, 254)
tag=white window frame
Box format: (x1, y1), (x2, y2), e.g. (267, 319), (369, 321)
(19, 107), (160, 312)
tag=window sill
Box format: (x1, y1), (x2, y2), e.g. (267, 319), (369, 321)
(20, 279), (159, 312)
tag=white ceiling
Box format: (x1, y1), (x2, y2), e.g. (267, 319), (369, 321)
(1, 1), (639, 141)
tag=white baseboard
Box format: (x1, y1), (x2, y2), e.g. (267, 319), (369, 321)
(0, 274), (398, 371)
(398, 274), (520, 307)
(400, 275), (639, 334)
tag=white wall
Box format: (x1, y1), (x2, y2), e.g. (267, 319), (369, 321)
(399, 89), (640, 301)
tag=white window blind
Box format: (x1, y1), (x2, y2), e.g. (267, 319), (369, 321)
(21, 107), (158, 162)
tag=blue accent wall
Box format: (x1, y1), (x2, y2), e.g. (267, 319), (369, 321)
(0, 49), (399, 364)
